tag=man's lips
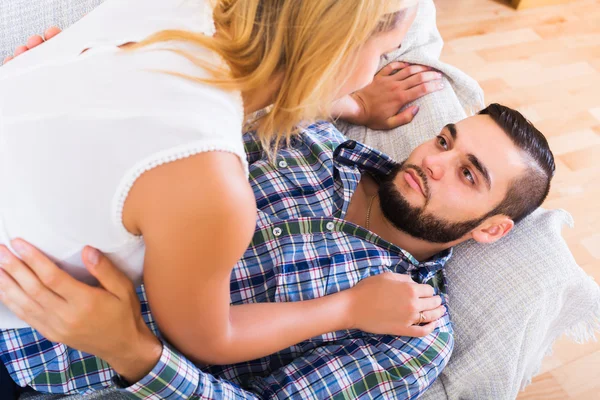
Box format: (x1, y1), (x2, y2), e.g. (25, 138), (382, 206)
(404, 169), (425, 197)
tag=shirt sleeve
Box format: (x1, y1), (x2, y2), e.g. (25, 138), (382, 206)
(246, 324), (454, 400)
(115, 340), (258, 400)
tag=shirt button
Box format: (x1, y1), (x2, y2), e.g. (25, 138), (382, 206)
(273, 227), (283, 237)
(326, 222), (335, 231)
(278, 160), (288, 168)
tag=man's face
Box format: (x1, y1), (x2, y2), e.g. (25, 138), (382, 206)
(379, 114), (526, 243)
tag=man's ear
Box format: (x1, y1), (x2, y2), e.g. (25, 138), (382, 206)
(471, 216), (514, 244)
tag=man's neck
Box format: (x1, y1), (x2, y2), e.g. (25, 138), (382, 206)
(345, 174), (451, 263)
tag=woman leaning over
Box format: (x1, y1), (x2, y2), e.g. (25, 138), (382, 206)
(0, 0), (433, 384)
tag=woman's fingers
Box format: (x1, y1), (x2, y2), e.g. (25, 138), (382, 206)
(44, 27), (62, 40)
(399, 71), (442, 90)
(404, 321), (438, 337)
(390, 64), (431, 81)
(417, 295), (443, 312)
(83, 246), (135, 301)
(377, 61), (409, 77)
(384, 105), (419, 129)
(3, 55), (14, 65)
(416, 305), (446, 324)
(9, 239), (87, 299)
(413, 282), (435, 298)
(405, 80), (445, 103)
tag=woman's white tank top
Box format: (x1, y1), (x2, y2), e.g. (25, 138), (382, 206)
(0, 0), (246, 328)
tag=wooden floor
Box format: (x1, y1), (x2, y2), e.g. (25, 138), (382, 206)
(434, 0), (600, 398)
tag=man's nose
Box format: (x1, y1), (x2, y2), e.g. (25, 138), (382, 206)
(422, 154), (447, 180)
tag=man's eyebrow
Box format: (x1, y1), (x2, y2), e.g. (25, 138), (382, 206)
(445, 123), (457, 139)
(468, 154), (491, 190)
(444, 123), (491, 190)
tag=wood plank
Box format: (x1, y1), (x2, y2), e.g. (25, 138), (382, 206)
(512, 0), (575, 10)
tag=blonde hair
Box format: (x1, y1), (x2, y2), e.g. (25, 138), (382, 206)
(130, 0), (416, 150)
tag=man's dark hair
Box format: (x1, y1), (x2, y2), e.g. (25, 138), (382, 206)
(479, 103), (555, 224)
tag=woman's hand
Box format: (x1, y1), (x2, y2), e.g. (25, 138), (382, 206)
(2, 27), (62, 65)
(0, 240), (162, 383)
(347, 272), (446, 337)
(333, 62), (444, 130)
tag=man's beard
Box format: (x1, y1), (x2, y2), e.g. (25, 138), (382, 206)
(377, 163), (488, 244)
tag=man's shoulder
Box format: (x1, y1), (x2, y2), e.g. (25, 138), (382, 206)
(242, 120), (347, 164)
(301, 120), (348, 149)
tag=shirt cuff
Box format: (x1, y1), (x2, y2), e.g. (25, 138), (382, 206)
(113, 340), (200, 399)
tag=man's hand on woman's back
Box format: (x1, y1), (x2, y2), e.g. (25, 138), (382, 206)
(2, 27), (62, 65)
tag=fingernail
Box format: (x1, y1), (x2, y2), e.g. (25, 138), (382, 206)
(412, 106), (420, 116)
(11, 240), (28, 256)
(439, 82), (444, 89)
(86, 248), (100, 266)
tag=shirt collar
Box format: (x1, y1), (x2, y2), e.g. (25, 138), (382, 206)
(333, 140), (398, 177)
(413, 247), (453, 269)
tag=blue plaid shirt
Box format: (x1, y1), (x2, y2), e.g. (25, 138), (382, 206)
(0, 121), (453, 399)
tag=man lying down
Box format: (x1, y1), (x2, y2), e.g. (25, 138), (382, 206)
(0, 104), (554, 399)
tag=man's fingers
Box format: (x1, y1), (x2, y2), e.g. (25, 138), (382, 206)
(10, 239), (87, 299)
(0, 245), (65, 309)
(377, 61), (408, 77)
(5, 27), (62, 65)
(26, 35), (44, 50)
(385, 106), (419, 129)
(83, 247), (135, 301)
(13, 45), (28, 57)
(0, 269), (44, 322)
(44, 27), (62, 40)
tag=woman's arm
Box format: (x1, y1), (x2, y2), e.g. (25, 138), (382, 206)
(125, 151), (357, 365)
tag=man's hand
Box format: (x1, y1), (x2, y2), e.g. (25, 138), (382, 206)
(2, 27), (62, 65)
(334, 62), (444, 130)
(0, 240), (162, 383)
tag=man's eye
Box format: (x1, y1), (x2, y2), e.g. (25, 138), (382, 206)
(462, 168), (475, 184)
(437, 136), (448, 149)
